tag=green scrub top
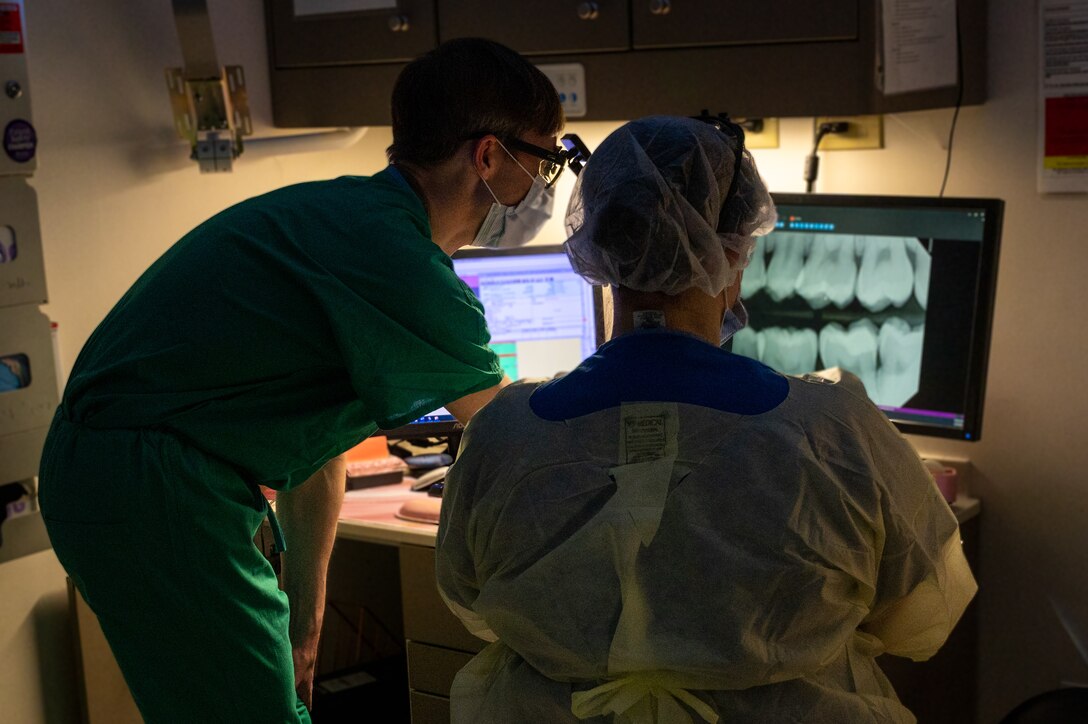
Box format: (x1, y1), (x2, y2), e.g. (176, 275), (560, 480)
(62, 168), (503, 490)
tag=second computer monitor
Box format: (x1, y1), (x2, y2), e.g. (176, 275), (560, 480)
(386, 245), (604, 436)
(735, 193), (1002, 441)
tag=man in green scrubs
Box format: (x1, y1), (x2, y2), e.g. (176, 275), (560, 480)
(38, 38), (565, 723)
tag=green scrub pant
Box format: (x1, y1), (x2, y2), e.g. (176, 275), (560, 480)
(39, 413), (310, 724)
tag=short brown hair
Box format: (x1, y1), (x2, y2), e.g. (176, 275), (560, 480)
(388, 38), (564, 167)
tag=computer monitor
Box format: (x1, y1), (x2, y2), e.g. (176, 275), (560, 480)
(383, 245), (604, 439)
(732, 193), (1003, 441)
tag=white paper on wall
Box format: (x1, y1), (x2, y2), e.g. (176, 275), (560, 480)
(881, 0), (958, 95)
(1038, 0), (1088, 194)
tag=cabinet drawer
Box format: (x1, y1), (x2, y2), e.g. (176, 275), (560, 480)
(406, 641), (475, 696)
(268, 0), (437, 67)
(399, 545), (486, 654)
(438, 0), (629, 55)
(409, 690), (450, 724)
(633, 0), (858, 49)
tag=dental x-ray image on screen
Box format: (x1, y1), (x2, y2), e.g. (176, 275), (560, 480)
(732, 194), (1002, 441)
(735, 232), (930, 408)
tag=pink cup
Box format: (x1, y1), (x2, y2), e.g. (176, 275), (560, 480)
(922, 459), (958, 503)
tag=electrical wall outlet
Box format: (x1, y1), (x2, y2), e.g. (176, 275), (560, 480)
(537, 63), (587, 118)
(815, 114), (884, 150)
(742, 118), (780, 149)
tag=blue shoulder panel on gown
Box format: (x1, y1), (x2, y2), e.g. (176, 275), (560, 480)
(529, 330), (789, 421)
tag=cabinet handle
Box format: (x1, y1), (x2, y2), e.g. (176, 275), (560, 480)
(388, 14), (410, 32)
(649, 0), (671, 16)
(577, 2), (600, 20)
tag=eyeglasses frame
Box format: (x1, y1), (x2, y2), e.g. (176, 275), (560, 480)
(501, 136), (568, 188)
(470, 132), (592, 188)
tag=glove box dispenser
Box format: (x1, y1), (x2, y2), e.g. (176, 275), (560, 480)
(0, 305), (57, 483)
(0, 176), (47, 308)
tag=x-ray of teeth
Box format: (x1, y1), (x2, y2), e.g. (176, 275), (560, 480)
(731, 326), (763, 361)
(796, 235), (859, 309)
(742, 237), (768, 298)
(737, 232), (931, 408)
(855, 236), (916, 312)
(909, 238), (932, 309)
(819, 320), (879, 396)
(745, 233), (930, 313)
(761, 327), (819, 375)
(876, 318), (924, 407)
(765, 233), (811, 302)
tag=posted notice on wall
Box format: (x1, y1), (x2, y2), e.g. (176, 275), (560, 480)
(1039, 0), (1088, 194)
(881, 0), (958, 95)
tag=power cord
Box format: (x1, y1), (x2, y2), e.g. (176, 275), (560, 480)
(938, 101), (961, 198)
(939, 18), (965, 197)
(804, 121), (850, 193)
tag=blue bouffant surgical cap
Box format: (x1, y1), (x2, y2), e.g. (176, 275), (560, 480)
(564, 115), (777, 296)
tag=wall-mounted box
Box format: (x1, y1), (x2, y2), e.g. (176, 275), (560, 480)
(0, 0), (37, 176)
(266, 0), (986, 127)
(0, 425), (47, 485)
(0, 503), (50, 562)
(0, 305), (57, 442)
(0, 177), (46, 307)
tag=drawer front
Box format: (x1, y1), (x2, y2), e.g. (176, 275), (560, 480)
(269, 0), (438, 67)
(409, 690), (451, 724)
(406, 640), (475, 696)
(399, 545), (487, 653)
(438, 0), (629, 55)
(633, 0), (858, 50)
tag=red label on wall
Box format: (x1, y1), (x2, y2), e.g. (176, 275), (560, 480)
(0, 3), (24, 55)
(1045, 96), (1088, 158)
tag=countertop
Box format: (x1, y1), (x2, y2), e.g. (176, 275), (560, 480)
(337, 480), (439, 547)
(950, 496), (981, 525)
(335, 481), (981, 550)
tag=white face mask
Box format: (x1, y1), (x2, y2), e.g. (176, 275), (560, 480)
(472, 142), (555, 248)
(720, 297), (749, 346)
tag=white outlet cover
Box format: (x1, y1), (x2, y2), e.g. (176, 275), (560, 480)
(536, 63), (587, 118)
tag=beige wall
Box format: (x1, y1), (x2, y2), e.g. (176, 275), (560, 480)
(18, 0), (1088, 721)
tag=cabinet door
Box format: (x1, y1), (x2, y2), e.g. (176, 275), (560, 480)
(399, 545), (486, 654)
(406, 641), (474, 696)
(633, 0), (858, 49)
(268, 0), (438, 67)
(409, 691), (451, 724)
(437, 0), (629, 55)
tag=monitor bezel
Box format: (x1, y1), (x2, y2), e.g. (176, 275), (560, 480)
(769, 193), (1004, 442)
(381, 244), (606, 440)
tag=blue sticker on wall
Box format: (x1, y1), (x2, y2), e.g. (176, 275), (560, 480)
(4, 119), (36, 163)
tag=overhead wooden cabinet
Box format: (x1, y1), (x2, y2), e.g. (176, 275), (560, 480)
(266, 0), (985, 126)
